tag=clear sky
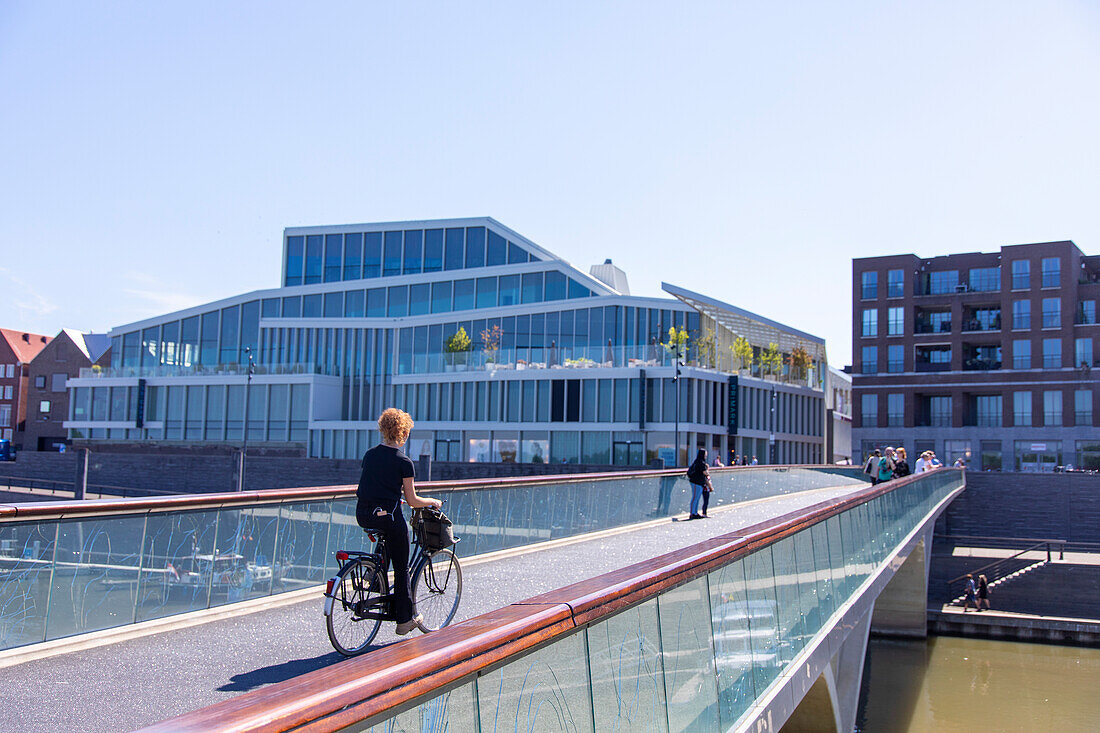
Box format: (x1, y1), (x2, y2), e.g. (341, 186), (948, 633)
(2, 2), (1098, 365)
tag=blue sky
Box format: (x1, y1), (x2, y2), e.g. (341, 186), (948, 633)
(2, 2), (1098, 364)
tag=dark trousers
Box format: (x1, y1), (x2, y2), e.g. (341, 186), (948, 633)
(701, 490), (710, 516)
(357, 510), (414, 624)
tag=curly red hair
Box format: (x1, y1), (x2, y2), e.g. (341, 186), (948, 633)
(377, 408), (414, 445)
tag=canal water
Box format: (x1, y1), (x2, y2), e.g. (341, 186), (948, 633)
(856, 635), (1100, 732)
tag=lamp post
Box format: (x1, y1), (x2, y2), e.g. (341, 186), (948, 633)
(673, 344), (683, 467)
(237, 347), (255, 492)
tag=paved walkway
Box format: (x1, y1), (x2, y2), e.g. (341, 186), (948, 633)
(0, 482), (865, 733)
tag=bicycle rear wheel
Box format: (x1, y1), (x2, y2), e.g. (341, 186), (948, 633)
(326, 558), (384, 656)
(412, 549), (462, 632)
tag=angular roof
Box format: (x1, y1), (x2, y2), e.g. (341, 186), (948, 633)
(0, 328), (51, 364)
(661, 282), (827, 362)
(60, 328), (111, 363)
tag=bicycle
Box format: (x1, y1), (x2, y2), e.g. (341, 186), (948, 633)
(323, 507), (463, 656)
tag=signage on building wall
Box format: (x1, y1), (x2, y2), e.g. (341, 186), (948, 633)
(1030, 443), (1047, 452)
(727, 375), (738, 436)
(135, 379), (146, 429)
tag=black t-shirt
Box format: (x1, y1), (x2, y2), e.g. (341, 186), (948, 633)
(356, 444), (415, 517)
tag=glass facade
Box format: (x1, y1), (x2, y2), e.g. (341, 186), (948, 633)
(72, 218), (827, 461)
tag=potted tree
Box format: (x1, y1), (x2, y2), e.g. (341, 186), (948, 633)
(696, 328), (717, 369)
(788, 345), (812, 383)
(762, 343), (782, 380)
(445, 327), (472, 371)
(663, 325), (690, 366)
(732, 336), (753, 375)
(480, 324), (503, 370)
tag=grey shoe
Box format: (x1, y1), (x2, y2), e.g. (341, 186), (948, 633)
(396, 613), (424, 636)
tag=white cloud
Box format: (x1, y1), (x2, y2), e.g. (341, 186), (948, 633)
(0, 266), (58, 323)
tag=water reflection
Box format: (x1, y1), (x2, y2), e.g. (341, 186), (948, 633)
(857, 636), (1100, 732)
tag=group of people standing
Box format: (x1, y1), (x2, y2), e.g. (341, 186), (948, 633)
(862, 446), (954, 484)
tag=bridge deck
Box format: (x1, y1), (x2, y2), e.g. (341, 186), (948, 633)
(0, 483), (867, 733)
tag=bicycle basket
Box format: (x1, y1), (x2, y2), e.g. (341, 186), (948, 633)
(414, 508), (456, 551)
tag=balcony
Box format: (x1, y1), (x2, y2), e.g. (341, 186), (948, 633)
(915, 361), (951, 373)
(915, 320), (952, 334)
(960, 314), (1001, 333)
(963, 358), (1002, 371)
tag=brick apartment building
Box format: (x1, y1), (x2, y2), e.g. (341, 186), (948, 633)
(20, 329), (111, 452)
(852, 240), (1100, 471)
(0, 329), (52, 448)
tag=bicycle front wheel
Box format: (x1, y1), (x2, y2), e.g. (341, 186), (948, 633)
(412, 549), (462, 632)
(326, 558), (384, 656)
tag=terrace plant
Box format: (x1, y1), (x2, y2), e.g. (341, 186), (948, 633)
(696, 328), (717, 368)
(732, 336), (754, 371)
(445, 327), (472, 366)
(761, 342), (782, 376)
(788, 344), (812, 381)
(480, 324), (503, 364)
(663, 326), (690, 360)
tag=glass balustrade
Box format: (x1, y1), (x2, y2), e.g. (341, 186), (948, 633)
(356, 469), (963, 733)
(0, 467), (867, 652)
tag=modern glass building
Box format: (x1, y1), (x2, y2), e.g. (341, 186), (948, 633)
(66, 218), (828, 465)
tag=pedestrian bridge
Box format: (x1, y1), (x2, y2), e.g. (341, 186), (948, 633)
(0, 465), (964, 732)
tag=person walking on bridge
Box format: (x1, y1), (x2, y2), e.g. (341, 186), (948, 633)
(686, 449), (713, 520)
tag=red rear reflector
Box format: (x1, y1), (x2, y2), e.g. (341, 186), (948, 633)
(368, 533), (377, 542)
(325, 578), (335, 594)
(336, 551), (349, 562)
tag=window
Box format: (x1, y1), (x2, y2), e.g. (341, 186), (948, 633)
(1012, 300), (1031, 330)
(1041, 257), (1060, 288)
(861, 346), (878, 374)
(1041, 298), (1060, 328)
(1042, 338), (1061, 368)
(929, 270), (959, 294)
(363, 232), (382, 278)
(887, 307), (904, 336)
(1012, 340), (1031, 369)
(304, 235), (322, 284)
(1011, 260), (1030, 290)
(423, 229), (444, 273)
(887, 269), (904, 298)
(887, 393), (903, 427)
(1076, 390), (1093, 425)
(1079, 300), (1096, 325)
(34, 375), (46, 389)
(861, 271), (878, 300)
(929, 396), (952, 426)
(1076, 338), (1093, 368)
(861, 309), (878, 337)
(383, 231), (403, 276)
(860, 394), (877, 427)
(51, 373), (67, 392)
(345, 290), (365, 317)
(430, 282), (452, 314)
(39, 400), (51, 414)
(3, 385), (12, 400)
(1013, 392), (1032, 426)
(402, 230), (423, 274)
(968, 267), (1000, 292)
(887, 344), (903, 373)
(324, 234), (342, 282)
(323, 292), (343, 318)
(4, 364), (12, 377)
(975, 395), (1002, 427)
(1043, 390), (1062, 426)
(0, 405), (10, 426)
(453, 279), (475, 311)
(285, 236), (304, 286)
(343, 233), (362, 280)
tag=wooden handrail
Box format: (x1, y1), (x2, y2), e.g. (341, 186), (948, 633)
(137, 467), (956, 733)
(0, 464), (864, 522)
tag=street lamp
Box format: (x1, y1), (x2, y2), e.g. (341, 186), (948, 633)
(237, 346), (255, 492)
(673, 344), (683, 467)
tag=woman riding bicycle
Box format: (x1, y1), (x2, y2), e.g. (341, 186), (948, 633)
(356, 408), (442, 635)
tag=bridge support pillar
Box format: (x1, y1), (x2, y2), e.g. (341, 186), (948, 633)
(779, 606), (872, 733)
(870, 524), (933, 638)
